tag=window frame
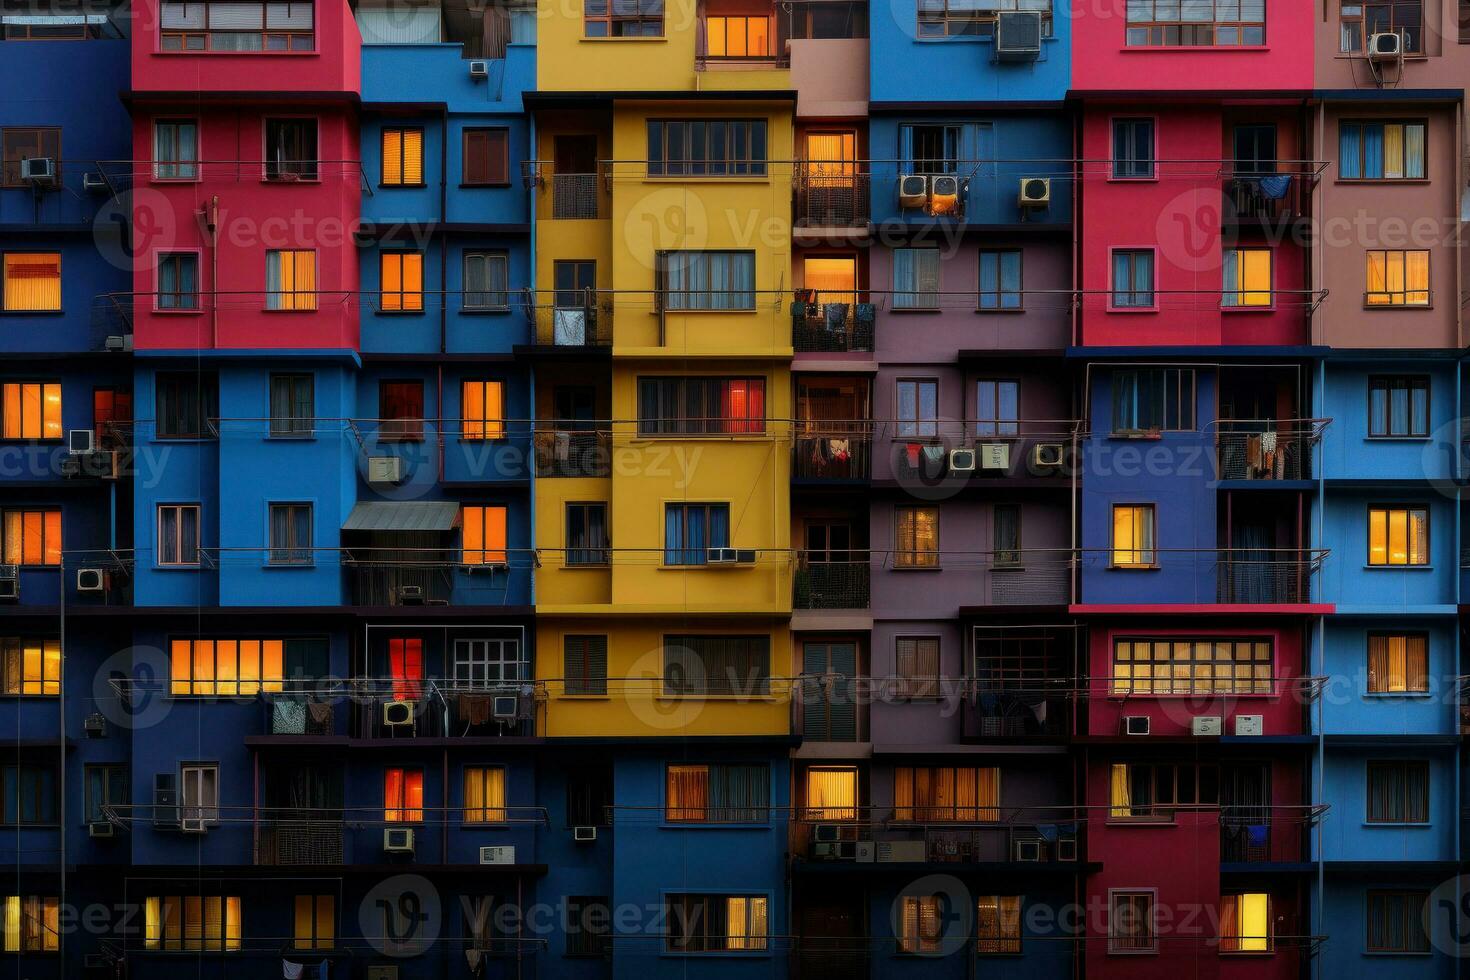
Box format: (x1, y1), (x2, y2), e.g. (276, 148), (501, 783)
(384, 766), (425, 823)
(563, 634), (609, 695)
(1221, 246), (1273, 309)
(583, 0), (664, 37)
(266, 501), (313, 566)
(1125, 0), (1266, 46)
(462, 765), (508, 824)
(1364, 249), (1430, 307)
(158, 0), (316, 52)
(974, 379), (1019, 437)
(264, 248), (318, 312)
(1367, 376), (1429, 438)
(462, 250), (510, 311)
(1366, 632), (1429, 695)
(663, 893), (770, 953)
(975, 895), (1023, 955)
(379, 251), (426, 314)
(1110, 117), (1156, 180)
(0, 381), (62, 441)
(646, 119), (768, 177)
(662, 635), (772, 697)
(1108, 889), (1158, 954)
(977, 248), (1023, 311)
(268, 372), (314, 438)
(917, 0), (1053, 38)
(462, 127), (510, 187)
(154, 371), (219, 440)
(565, 502), (610, 567)
(892, 765), (1001, 822)
(1111, 368), (1195, 434)
(1340, 0), (1424, 55)
(1365, 759), (1429, 824)
(262, 116), (319, 182)
(151, 118), (200, 181)
(461, 504), (509, 566)
(1365, 889), (1431, 954)
(155, 250), (202, 312)
(460, 379), (506, 441)
(663, 502), (731, 566)
(157, 503), (201, 567)
(1, 508), (61, 567)
(1109, 248), (1157, 310)
(1219, 892), (1273, 954)
(378, 379), (425, 443)
(636, 376), (767, 436)
(0, 764), (57, 826)
(892, 247), (941, 310)
(894, 505), (940, 569)
(893, 635), (941, 698)
(1111, 635), (1274, 695)
(1338, 120), (1428, 181)
(143, 895), (243, 952)
(292, 894), (335, 951)
(1366, 504), (1429, 567)
(655, 250), (757, 311)
(179, 762), (220, 825)
(664, 763), (771, 824)
(895, 377), (940, 438)
(381, 126), (425, 188)
(0, 128), (60, 189)
(1, 251), (63, 313)
(83, 764), (128, 824)
(1110, 503), (1157, 569)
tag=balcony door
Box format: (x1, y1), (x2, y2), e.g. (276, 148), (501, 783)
(1232, 124), (1277, 174)
(801, 132), (858, 226)
(801, 641), (858, 741)
(1220, 763), (1271, 862)
(552, 136), (598, 219)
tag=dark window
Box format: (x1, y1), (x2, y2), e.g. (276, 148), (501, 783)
(269, 373), (314, 437)
(155, 372), (218, 439)
(637, 377), (766, 435)
(566, 503), (609, 566)
(663, 636), (771, 696)
(1366, 760), (1429, 823)
(157, 252), (199, 310)
(93, 388), (133, 449)
(1366, 890), (1430, 953)
(1368, 376), (1428, 437)
(894, 636), (940, 698)
(993, 504), (1020, 566)
(379, 380), (424, 442)
(1341, 0), (1422, 53)
(1111, 249), (1155, 307)
(1110, 892), (1155, 952)
(975, 380), (1019, 436)
(565, 896), (612, 956)
(918, 0), (1052, 37)
(157, 504), (201, 566)
(1111, 118), (1155, 178)
(84, 765), (128, 824)
(647, 119), (767, 176)
(584, 0), (663, 35)
(159, 0), (316, 51)
(264, 119), (318, 181)
(268, 502), (312, 565)
(565, 765), (613, 825)
(153, 120), (199, 180)
(903, 124), (960, 175)
(1112, 368), (1194, 433)
(1, 127), (60, 188)
(665, 893), (770, 951)
(463, 128), (509, 185)
(553, 259), (596, 309)
(563, 636), (608, 696)
(978, 250), (1022, 310)
(2, 764), (57, 825)
(463, 252), (509, 310)
(656, 251), (756, 310)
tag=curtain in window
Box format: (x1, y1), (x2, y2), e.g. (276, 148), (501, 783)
(388, 638), (423, 700)
(1109, 763), (1132, 817)
(804, 768), (856, 820)
(1403, 124), (1425, 178)
(3, 254), (61, 312)
(711, 764), (766, 822)
(1368, 634), (1427, 693)
(1362, 124), (1384, 179)
(1339, 124), (1361, 179)
(666, 765), (709, 821)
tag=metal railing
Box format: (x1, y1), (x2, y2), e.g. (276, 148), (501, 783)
(791, 297), (874, 352)
(793, 173), (871, 227)
(1213, 418), (1328, 481)
(793, 556), (870, 609)
(532, 427), (611, 477)
(550, 173), (600, 219)
(1221, 166), (1319, 222)
(793, 425), (871, 478)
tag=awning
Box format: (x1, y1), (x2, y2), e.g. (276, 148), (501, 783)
(341, 501), (460, 532)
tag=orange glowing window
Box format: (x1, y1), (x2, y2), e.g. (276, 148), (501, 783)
(2, 509), (60, 566)
(462, 505), (508, 565)
(1, 382), (61, 440)
(380, 252), (424, 312)
(168, 638), (284, 696)
(388, 637), (423, 700)
(461, 380), (505, 441)
(2, 253), (61, 312)
(385, 767), (424, 822)
(705, 15), (772, 57)
(381, 128), (424, 187)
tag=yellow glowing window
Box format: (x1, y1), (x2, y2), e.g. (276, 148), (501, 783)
(1, 637), (61, 696)
(1220, 893), (1271, 953)
(380, 252), (424, 312)
(803, 131), (856, 179)
(461, 504), (508, 565)
(894, 506), (938, 568)
(1111, 504), (1155, 567)
(1365, 249), (1429, 306)
(1368, 505), (1428, 566)
(293, 895), (334, 951)
(461, 380), (505, 441)
(384, 767), (424, 822)
(893, 766), (999, 822)
(976, 895), (1022, 954)
(899, 896), (942, 953)
(3, 896), (58, 952)
(143, 896), (241, 952)
(381, 128), (424, 186)
(1367, 633), (1428, 693)
(801, 256), (857, 307)
(1222, 248), (1271, 307)
(2, 254), (61, 312)
(463, 766), (507, 823)
(705, 15), (772, 57)
(2, 508), (60, 566)
(802, 766), (857, 820)
(1, 382), (60, 440)
(168, 638), (284, 696)
(265, 249), (317, 311)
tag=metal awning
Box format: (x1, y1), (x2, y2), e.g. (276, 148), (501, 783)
(341, 501), (460, 532)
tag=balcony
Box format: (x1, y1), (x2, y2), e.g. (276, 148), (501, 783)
(791, 297), (874, 353)
(1220, 163), (1324, 226)
(793, 173), (870, 229)
(793, 424), (871, 479)
(522, 293), (611, 350)
(547, 172), (601, 220)
(884, 419), (1082, 482)
(350, 680), (540, 739)
(532, 427), (611, 478)
(1081, 548), (1326, 605)
(789, 805), (1084, 865)
(1214, 419), (1327, 481)
(962, 679), (1071, 739)
(793, 555), (870, 609)
(877, 550), (1075, 606)
(339, 548), (535, 608)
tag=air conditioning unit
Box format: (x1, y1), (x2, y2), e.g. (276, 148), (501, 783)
(706, 547), (737, 564)
(366, 968), (400, 980)
(69, 429), (95, 454)
(1018, 177), (1051, 209)
(978, 443), (1010, 470)
(468, 59), (489, 79)
(1031, 443), (1065, 467)
(898, 174), (929, 208)
(479, 845), (515, 865)
(77, 568), (106, 593)
(995, 9), (1042, 61)
(20, 158), (56, 186)
(88, 821), (115, 839)
(1191, 715), (1222, 736)
(948, 448), (976, 472)
(928, 174), (960, 215)
(573, 825), (598, 843)
(384, 827), (415, 853)
(396, 584), (424, 605)
(1056, 837), (1078, 861)
(813, 841), (838, 859)
(1013, 839), (1043, 862)
(1368, 31), (1401, 61)
(876, 840), (926, 863)
(491, 694), (520, 720)
(813, 823), (841, 843)
(367, 455), (402, 484)
(383, 700), (415, 727)
(105, 334), (132, 352)
(1122, 715), (1150, 736)
(152, 774), (178, 828)
(1234, 714), (1264, 736)
(0, 565), (18, 601)
(854, 840), (876, 863)
(83, 172), (109, 193)
(180, 816), (207, 834)
(84, 713), (107, 736)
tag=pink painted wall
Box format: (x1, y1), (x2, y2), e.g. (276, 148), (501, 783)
(789, 39), (869, 118)
(1315, 0), (1470, 89)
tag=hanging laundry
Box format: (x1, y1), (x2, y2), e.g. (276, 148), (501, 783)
(922, 445), (945, 463)
(905, 443), (921, 468)
(1257, 174), (1292, 200)
(282, 961), (305, 980)
(829, 438), (849, 462)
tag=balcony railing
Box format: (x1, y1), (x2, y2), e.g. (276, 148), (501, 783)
(962, 680), (1071, 739)
(550, 173), (600, 219)
(532, 427), (611, 477)
(350, 679), (540, 738)
(793, 556), (870, 609)
(1221, 167), (1317, 223)
(884, 419), (1084, 480)
(257, 816), (345, 865)
(522, 290), (610, 349)
(791, 297), (874, 352)
(793, 423), (872, 478)
(1212, 418), (1328, 481)
(789, 805), (1085, 865)
(794, 173), (871, 228)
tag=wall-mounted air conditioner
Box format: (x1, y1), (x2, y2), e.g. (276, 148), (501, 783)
(573, 825), (598, 843)
(383, 700), (415, 727)
(1234, 714), (1264, 736)
(1191, 716), (1222, 736)
(948, 448), (976, 472)
(469, 60), (489, 79)
(1031, 443), (1065, 467)
(1122, 715), (1150, 736)
(1368, 31), (1401, 62)
(492, 694), (520, 721)
(898, 174), (929, 208)
(367, 455), (402, 484)
(83, 172), (109, 193)
(88, 821), (115, 839)
(928, 174), (960, 215)
(1018, 177), (1051, 209)
(20, 158), (56, 186)
(77, 568), (106, 593)
(69, 429), (95, 454)
(0, 565), (17, 601)
(479, 845), (515, 864)
(384, 827), (415, 853)
(1013, 839), (1043, 861)
(978, 443), (1010, 470)
(995, 9), (1042, 61)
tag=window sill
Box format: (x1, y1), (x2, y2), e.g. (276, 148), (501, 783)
(151, 437), (217, 444)
(460, 308), (513, 316)
(1363, 564), (1433, 571)
(1364, 435), (1431, 442)
(557, 693), (612, 700)
(260, 178), (323, 186)
(1362, 822), (1432, 828)
(1335, 178), (1431, 186)
(1220, 305), (1275, 313)
(659, 564), (754, 571)
(1119, 44), (1268, 53)
(580, 35), (668, 42)
(265, 434), (317, 442)
(149, 176), (203, 185)
(375, 310), (429, 317)
(154, 564), (204, 571)
(151, 307), (205, 315)
(655, 694), (777, 703)
(1109, 432), (1164, 440)
(1105, 306), (1160, 313)
(379, 183), (429, 190)
(974, 307), (1026, 314)
(153, 49), (319, 56)
(563, 563), (611, 571)
(459, 183), (513, 189)
(0, 310), (64, 316)
(888, 307), (942, 314)
(263, 563), (315, 570)
(261, 308), (321, 314)
(1105, 176), (1159, 184)
(1106, 691), (1275, 700)
(1362, 691), (1432, 699)
(890, 565), (942, 572)
(1362, 304), (1433, 311)
(1107, 564), (1160, 571)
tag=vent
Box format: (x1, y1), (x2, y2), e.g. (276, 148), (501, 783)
(995, 9), (1042, 61)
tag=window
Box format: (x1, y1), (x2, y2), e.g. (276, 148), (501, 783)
(269, 373), (313, 437)
(663, 635), (771, 696)
(584, 0), (663, 36)
(898, 896), (942, 953)
(566, 503), (609, 566)
(994, 503), (1020, 566)
(637, 377), (766, 435)
(1111, 504), (1156, 568)
(918, 0), (1052, 37)
(2, 896), (59, 952)
(567, 765), (614, 826)
(1341, 0), (1422, 53)
(565, 896), (612, 956)
(461, 379), (505, 440)
(93, 388), (133, 449)
(1365, 249), (1430, 306)
(452, 637), (522, 687)
(293, 895), (334, 951)
(380, 252), (425, 312)
(1, 637), (61, 696)
(1366, 890), (1430, 953)
(1111, 249), (1155, 307)
(463, 251), (509, 310)
(264, 119), (317, 180)
(461, 505), (508, 565)
(268, 502), (312, 565)
(181, 764), (218, 824)
(379, 380), (424, 442)
(894, 636), (940, 698)
(384, 767), (424, 822)
(892, 248), (940, 309)
(84, 765), (127, 824)
(666, 894), (768, 952)
(1109, 762), (1220, 819)
(1369, 377), (1428, 437)
(1, 765), (56, 825)
(1367, 760), (1429, 823)
(1112, 368), (1195, 432)
(564, 635), (608, 695)
(2, 509), (60, 566)
(1125, 0), (1264, 45)
(157, 504), (200, 566)
(388, 637), (424, 700)
(160, 0), (313, 49)
(462, 128), (509, 186)
(975, 380), (1018, 437)
(2, 253), (61, 312)
(976, 896), (1022, 954)
(705, 14), (774, 55)
(802, 766), (857, 820)
(1111, 118), (1155, 178)
(3, 16), (104, 38)
(463, 766), (507, 823)
(152, 120), (198, 179)
(1110, 892), (1156, 953)
(1, 128), (59, 188)
(1368, 633), (1428, 694)
(664, 503), (729, 565)
(647, 120), (767, 176)
(894, 766), (1000, 821)
(0, 382), (60, 440)
(265, 249), (317, 311)
(1368, 505), (1428, 566)
(168, 638), (286, 695)
(657, 250), (756, 310)
(1112, 636), (1273, 695)
(666, 764), (770, 823)
(896, 378), (939, 437)
(1220, 893), (1271, 953)
(902, 123), (961, 175)
(1340, 121), (1426, 180)
(1222, 248), (1271, 307)
(895, 506), (939, 568)
(155, 371), (219, 439)
(977, 249), (1022, 310)
(381, 128), (424, 187)
(143, 896), (242, 951)
(157, 252), (199, 310)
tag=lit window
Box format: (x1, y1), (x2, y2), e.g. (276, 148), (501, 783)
(2, 253), (61, 312)
(665, 894), (768, 952)
(463, 766), (507, 823)
(894, 636), (940, 698)
(894, 766), (999, 822)
(461, 505), (508, 565)
(976, 895), (1022, 954)
(293, 895), (334, 951)
(0, 637), (61, 696)
(802, 766), (857, 821)
(1365, 250), (1429, 306)
(384, 767), (424, 822)
(894, 506), (939, 568)
(1220, 892), (1271, 953)
(380, 252), (424, 312)
(143, 895), (242, 951)
(1112, 637), (1272, 695)
(2, 509), (61, 566)
(1111, 504), (1155, 567)
(666, 763), (769, 823)
(1, 382), (61, 440)
(1340, 121), (1426, 180)
(461, 380), (505, 441)
(1367, 505), (1428, 566)
(1367, 634), (1428, 694)
(265, 249), (317, 311)
(168, 638), (285, 696)
(1222, 248), (1272, 306)
(898, 895), (942, 953)
(705, 15), (772, 56)
(2, 896), (59, 952)
(381, 128), (424, 187)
